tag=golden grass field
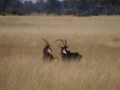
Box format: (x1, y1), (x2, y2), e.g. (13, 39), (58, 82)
(0, 15), (120, 90)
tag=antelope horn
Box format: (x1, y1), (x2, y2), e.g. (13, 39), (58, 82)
(41, 38), (49, 45)
(55, 39), (65, 46)
(63, 39), (67, 46)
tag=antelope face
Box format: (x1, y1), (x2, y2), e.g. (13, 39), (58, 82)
(46, 45), (52, 53)
(63, 49), (67, 54)
(61, 46), (68, 54)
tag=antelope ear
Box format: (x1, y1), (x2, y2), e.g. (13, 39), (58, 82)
(66, 46), (69, 48)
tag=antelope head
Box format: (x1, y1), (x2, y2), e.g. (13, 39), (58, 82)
(55, 39), (69, 54)
(41, 38), (52, 54)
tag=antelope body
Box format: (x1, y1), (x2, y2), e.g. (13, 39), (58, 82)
(56, 39), (82, 61)
(41, 38), (58, 61)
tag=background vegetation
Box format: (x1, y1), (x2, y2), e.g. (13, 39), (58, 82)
(0, 0), (120, 16)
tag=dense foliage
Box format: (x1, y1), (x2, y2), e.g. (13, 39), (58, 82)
(0, 0), (120, 15)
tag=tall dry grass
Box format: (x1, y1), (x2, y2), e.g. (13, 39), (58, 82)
(0, 16), (120, 90)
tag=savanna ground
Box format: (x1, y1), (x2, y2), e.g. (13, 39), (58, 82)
(0, 15), (120, 90)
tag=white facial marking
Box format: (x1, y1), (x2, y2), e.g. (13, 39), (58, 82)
(63, 49), (67, 54)
(48, 49), (52, 53)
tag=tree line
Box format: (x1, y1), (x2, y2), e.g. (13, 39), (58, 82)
(0, 0), (120, 16)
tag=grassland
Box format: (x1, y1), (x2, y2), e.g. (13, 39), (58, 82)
(0, 15), (120, 90)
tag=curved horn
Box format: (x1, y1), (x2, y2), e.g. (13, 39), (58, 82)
(63, 39), (67, 46)
(55, 39), (65, 46)
(41, 38), (49, 45)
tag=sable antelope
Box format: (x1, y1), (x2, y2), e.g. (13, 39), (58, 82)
(55, 39), (82, 61)
(41, 38), (58, 61)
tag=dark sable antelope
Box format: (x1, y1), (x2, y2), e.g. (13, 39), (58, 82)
(55, 39), (82, 61)
(41, 38), (58, 61)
